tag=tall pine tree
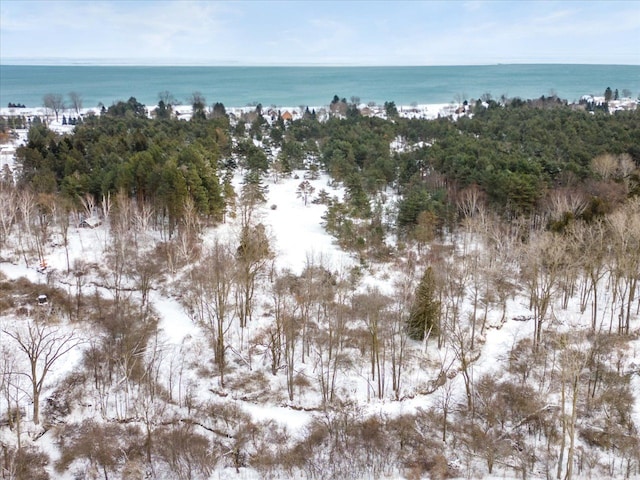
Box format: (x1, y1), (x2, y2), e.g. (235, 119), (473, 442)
(407, 266), (440, 341)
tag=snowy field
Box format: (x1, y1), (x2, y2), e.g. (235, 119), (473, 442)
(1, 103), (639, 479)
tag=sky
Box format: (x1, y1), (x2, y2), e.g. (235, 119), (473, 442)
(1, 0), (639, 66)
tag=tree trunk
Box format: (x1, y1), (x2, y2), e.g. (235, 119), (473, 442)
(565, 375), (579, 480)
(31, 361), (40, 425)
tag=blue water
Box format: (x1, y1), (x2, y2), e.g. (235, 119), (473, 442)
(1, 64), (638, 109)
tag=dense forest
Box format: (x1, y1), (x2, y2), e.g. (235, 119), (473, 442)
(1, 96), (639, 480)
(7, 96), (640, 234)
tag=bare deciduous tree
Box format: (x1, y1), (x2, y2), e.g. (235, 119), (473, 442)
(569, 221), (607, 330)
(521, 231), (566, 348)
(353, 287), (390, 399)
(270, 273), (300, 401)
(79, 192), (96, 221)
(0, 187), (18, 248)
(457, 184), (486, 219)
(389, 256), (415, 399)
(555, 333), (588, 480)
(68, 91), (82, 115)
(591, 153), (618, 180)
(447, 318), (479, 413)
(235, 223), (272, 328)
(182, 239), (236, 386)
(56, 419), (142, 479)
(606, 198), (640, 335)
(158, 90), (176, 106)
(3, 320), (82, 424)
(1, 346), (29, 448)
(17, 189), (38, 267)
(43, 93), (64, 122)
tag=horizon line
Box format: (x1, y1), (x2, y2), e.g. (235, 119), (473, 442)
(3, 59), (640, 68)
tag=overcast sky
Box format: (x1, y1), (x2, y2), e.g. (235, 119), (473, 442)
(1, 0), (639, 65)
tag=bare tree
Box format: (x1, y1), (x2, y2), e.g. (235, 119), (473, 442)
(158, 90), (176, 106)
(269, 271), (300, 401)
(0, 187), (18, 248)
(68, 91), (82, 115)
(153, 423), (216, 479)
(521, 231), (566, 348)
(569, 221), (607, 330)
(544, 187), (587, 226)
(54, 196), (73, 273)
(265, 272), (291, 376)
(353, 288), (391, 400)
(17, 189), (38, 267)
(43, 93), (64, 122)
(305, 261), (348, 406)
(182, 239), (236, 386)
(606, 198), (640, 334)
(56, 419), (143, 479)
(447, 318), (478, 413)
(176, 196), (202, 263)
(133, 199), (154, 235)
(235, 223), (272, 328)
(465, 374), (512, 474)
(104, 194), (136, 312)
(457, 184), (485, 219)
(617, 153), (636, 192)
(1, 346), (29, 448)
(33, 193), (54, 268)
(319, 279), (349, 405)
(79, 192), (96, 220)
(389, 256), (416, 399)
(555, 333), (588, 480)
(592, 153), (635, 183)
(72, 259), (89, 320)
(3, 320), (82, 424)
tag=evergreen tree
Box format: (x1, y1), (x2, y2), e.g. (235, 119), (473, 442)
(407, 266), (440, 341)
(241, 170), (268, 206)
(155, 100), (171, 119)
(212, 102), (227, 119)
(191, 92), (207, 121)
(344, 173), (371, 218)
(384, 101), (399, 117)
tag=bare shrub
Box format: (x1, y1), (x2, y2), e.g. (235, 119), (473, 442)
(88, 296), (158, 386)
(250, 421), (294, 477)
(1, 445), (50, 480)
(153, 424), (216, 480)
(56, 419), (143, 479)
(404, 454), (450, 480)
(223, 369), (271, 401)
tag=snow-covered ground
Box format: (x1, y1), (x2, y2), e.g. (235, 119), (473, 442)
(1, 106), (639, 479)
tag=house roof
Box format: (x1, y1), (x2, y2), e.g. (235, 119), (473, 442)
(80, 216), (102, 228)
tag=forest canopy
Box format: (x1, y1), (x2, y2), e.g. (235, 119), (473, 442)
(7, 97), (640, 236)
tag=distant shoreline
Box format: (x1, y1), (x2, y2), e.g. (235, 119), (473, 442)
(0, 102), (457, 124)
(1, 97), (637, 146)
